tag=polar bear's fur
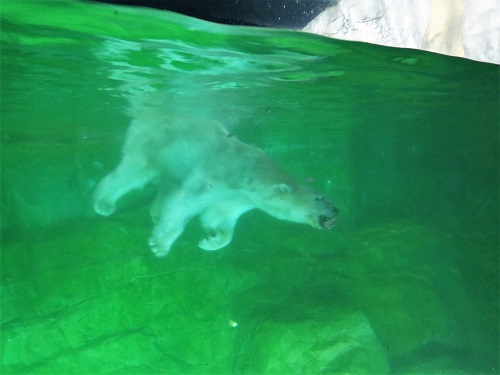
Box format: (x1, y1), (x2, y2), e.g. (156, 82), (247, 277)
(93, 119), (337, 256)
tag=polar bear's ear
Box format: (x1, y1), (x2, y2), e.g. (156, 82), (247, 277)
(275, 183), (294, 194)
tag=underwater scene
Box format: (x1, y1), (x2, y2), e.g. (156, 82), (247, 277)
(1, 1), (498, 374)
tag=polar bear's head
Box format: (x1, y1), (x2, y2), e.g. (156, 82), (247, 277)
(253, 182), (338, 230)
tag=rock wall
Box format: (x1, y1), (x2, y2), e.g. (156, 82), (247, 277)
(303, 0), (499, 64)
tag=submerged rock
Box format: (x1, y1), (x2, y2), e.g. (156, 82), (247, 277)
(232, 308), (389, 374)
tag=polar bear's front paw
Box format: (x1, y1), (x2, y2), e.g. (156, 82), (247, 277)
(148, 237), (171, 257)
(198, 231), (231, 251)
(198, 237), (219, 251)
(93, 199), (116, 217)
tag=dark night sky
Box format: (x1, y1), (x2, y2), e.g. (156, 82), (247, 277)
(90, 0), (336, 28)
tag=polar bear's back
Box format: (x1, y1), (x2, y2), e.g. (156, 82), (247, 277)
(157, 120), (236, 180)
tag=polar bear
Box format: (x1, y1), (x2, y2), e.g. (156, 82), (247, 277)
(93, 118), (338, 257)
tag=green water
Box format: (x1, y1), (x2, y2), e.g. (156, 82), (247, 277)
(1, 1), (498, 374)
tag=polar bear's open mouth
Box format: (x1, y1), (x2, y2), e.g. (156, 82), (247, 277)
(319, 215), (336, 229)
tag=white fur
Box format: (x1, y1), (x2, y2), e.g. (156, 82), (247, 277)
(94, 119), (337, 256)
